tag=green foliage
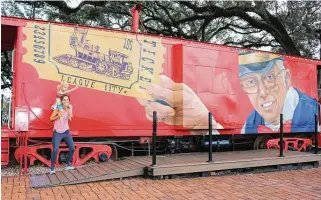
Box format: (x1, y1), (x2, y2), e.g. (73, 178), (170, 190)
(1, 52), (12, 90)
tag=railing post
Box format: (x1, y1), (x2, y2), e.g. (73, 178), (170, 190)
(152, 111), (157, 166)
(315, 114), (319, 154)
(279, 113), (284, 157)
(208, 112), (213, 162)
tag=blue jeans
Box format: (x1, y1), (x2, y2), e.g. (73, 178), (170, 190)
(50, 130), (75, 170)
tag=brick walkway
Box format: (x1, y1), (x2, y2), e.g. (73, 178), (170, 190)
(2, 167), (321, 200)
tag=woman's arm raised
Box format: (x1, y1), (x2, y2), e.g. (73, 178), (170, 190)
(68, 104), (73, 120)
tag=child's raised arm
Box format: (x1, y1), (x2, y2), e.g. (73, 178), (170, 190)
(67, 85), (78, 93)
(57, 84), (63, 92)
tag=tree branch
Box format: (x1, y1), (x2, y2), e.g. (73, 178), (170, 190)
(205, 23), (232, 41)
(177, 1), (300, 55)
(154, 2), (185, 38)
(199, 19), (211, 41)
(227, 26), (263, 35)
(1, 84), (11, 90)
(224, 39), (281, 48)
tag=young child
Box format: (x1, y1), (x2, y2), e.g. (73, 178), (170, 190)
(51, 81), (78, 111)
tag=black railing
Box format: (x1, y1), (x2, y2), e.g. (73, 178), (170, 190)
(279, 113), (284, 157)
(152, 111), (157, 166)
(208, 112), (213, 162)
(315, 114), (319, 154)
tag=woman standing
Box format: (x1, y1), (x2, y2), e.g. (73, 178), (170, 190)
(49, 94), (75, 174)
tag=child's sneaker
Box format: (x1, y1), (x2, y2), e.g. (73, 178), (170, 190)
(64, 165), (75, 170)
(49, 169), (56, 175)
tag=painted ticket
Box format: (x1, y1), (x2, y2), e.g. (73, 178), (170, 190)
(22, 22), (165, 100)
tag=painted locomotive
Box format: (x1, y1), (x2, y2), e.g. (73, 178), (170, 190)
(52, 28), (134, 80)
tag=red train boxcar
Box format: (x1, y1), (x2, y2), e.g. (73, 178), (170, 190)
(2, 12), (321, 168)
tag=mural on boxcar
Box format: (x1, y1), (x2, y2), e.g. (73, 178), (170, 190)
(137, 51), (319, 134)
(21, 21), (318, 134)
(238, 52), (318, 134)
(22, 22), (166, 101)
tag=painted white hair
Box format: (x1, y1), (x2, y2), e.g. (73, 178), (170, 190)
(275, 60), (288, 88)
(275, 60), (286, 71)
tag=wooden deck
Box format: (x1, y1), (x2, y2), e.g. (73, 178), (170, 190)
(29, 149), (321, 188)
(147, 150), (321, 177)
(29, 159), (146, 188)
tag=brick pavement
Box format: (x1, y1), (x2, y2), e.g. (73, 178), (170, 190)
(2, 167), (321, 200)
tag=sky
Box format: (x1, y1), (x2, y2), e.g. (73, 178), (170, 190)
(66, 0), (82, 8)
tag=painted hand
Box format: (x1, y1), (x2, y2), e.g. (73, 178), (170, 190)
(137, 75), (218, 130)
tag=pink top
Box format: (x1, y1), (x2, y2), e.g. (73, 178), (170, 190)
(53, 110), (69, 133)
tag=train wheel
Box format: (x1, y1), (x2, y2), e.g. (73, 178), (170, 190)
(70, 58), (79, 68)
(95, 61), (107, 74)
(254, 135), (273, 150)
(109, 66), (120, 78)
(79, 62), (87, 70)
(120, 73), (130, 80)
(61, 55), (70, 65)
(88, 139), (118, 162)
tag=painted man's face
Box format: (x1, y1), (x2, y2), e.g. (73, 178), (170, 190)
(240, 65), (291, 124)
